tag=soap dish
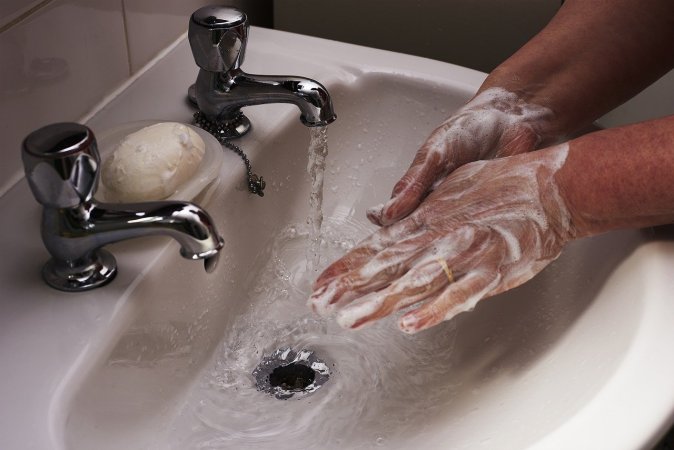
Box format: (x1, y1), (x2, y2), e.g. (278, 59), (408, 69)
(94, 120), (224, 203)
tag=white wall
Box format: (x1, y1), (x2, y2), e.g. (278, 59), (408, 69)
(597, 70), (674, 128)
(274, 0), (674, 129)
(0, 0), (271, 197)
(274, 0), (561, 73)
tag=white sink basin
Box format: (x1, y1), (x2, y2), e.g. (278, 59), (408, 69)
(2, 28), (674, 450)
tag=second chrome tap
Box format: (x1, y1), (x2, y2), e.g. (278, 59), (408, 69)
(187, 6), (337, 139)
(22, 123), (225, 292)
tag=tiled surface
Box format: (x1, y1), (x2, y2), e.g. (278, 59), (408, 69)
(122, 0), (212, 73)
(0, 0), (128, 195)
(0, 0), (43, 29)
(123, 0), (273, 73)
(0, 0), (271, 197)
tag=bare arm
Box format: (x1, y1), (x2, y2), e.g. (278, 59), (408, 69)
(310, 1), (674, 333)
(369, 0), (674, 226)
(482, 0), (674, 141)
(559, 115), (674, 237)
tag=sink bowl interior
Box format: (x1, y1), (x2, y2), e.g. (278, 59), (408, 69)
(61, 72), (649, 450)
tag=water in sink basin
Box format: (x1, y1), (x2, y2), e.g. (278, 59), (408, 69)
(163, 218), (460, 449)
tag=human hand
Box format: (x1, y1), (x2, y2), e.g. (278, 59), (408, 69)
(367, 87), (554, 226)
(310, 144), (575, 334)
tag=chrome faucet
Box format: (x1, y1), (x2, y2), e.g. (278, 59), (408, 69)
(187, 6), (337, 139)
(21, 123), (225, 292)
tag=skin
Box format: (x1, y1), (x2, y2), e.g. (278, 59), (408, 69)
(558, 116), (674, 236)
(312, 144), (572, 333)
(311, 117), (674, 333)
(368, 0), (674, 227)
(365, 87), (555, 226)
(309, 0), (674, 333)
(484, 0), (674, 137)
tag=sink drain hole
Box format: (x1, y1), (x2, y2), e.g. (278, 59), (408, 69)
(269, 362), (315, 390)
(253, 348), (330, 400)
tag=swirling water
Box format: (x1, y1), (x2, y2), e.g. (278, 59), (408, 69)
(162, 219), (460, 450)
(158, 128), (459, 448)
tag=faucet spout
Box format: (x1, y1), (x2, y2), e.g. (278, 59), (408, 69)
(41, 201), (224, 290)
(188, 6), (336, 139)
(43, 201), (223, 264)
(195, 69), (336, 128)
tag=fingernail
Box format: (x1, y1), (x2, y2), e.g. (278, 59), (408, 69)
(336, 294), (382, 329)
(398, 314), (422, 334)
(308, 284), (336, 317)
(310, 283), (327, 297)
(366, 203), (385, 225)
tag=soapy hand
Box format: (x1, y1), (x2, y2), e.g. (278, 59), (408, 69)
(310, 144), (575, 334)
(367, 87), (554, 226)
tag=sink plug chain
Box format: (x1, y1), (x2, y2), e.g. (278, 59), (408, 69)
(193, 111), (266, 197)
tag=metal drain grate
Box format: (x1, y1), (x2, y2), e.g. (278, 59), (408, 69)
(253, 348), (330, 400)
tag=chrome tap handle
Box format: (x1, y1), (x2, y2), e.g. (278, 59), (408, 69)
(186, 5), (336, 139)
(21, 122), (225, 292)
(188, 6), (248, 73)
(22, 123), (99, 209)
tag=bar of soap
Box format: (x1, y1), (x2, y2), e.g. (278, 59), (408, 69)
(101, 122), (205, 202)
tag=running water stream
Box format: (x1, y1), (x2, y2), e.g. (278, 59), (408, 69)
(306, 126), (329, 273)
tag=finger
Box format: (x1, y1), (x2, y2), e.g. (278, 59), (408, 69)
(312, 246), (378, 290)
(367, 129), (453, 226)
(398, 269), (501, 334)
(332, 227), (482, 328)
(335, 257), (452, 329)
(313, 216), (423, 290)
(309, 228), (435, 316)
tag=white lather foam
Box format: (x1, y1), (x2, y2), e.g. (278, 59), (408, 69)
(367, 88), (555, 223)
(322, 143), (571, 332)
(314, 83), (570, 333)
(427, 87), (554, 161)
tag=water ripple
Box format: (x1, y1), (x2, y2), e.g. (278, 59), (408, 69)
(163, 219), (459, 450)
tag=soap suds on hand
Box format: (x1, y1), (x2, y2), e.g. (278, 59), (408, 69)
(101, 122), (205, 202)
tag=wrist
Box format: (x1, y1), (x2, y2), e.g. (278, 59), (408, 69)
(531, 144), (580, 248)
(551, 116), (674, 238)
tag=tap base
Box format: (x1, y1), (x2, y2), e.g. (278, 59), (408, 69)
(193, 110), (251, 139)
(42, 249), (117, 292)
(188, 84), (251, 139)
(187, 83), (198, 106)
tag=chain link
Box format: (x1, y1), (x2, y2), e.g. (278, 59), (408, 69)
(193, 111), (266, 196)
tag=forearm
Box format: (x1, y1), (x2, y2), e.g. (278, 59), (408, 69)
(479, 0), (674, 142)
(556, 115), (674, 237)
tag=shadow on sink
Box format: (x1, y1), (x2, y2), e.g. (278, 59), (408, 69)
(61, 73), (648, 450)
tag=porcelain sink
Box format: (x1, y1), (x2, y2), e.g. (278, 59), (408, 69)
(2, 27), (674, 450)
